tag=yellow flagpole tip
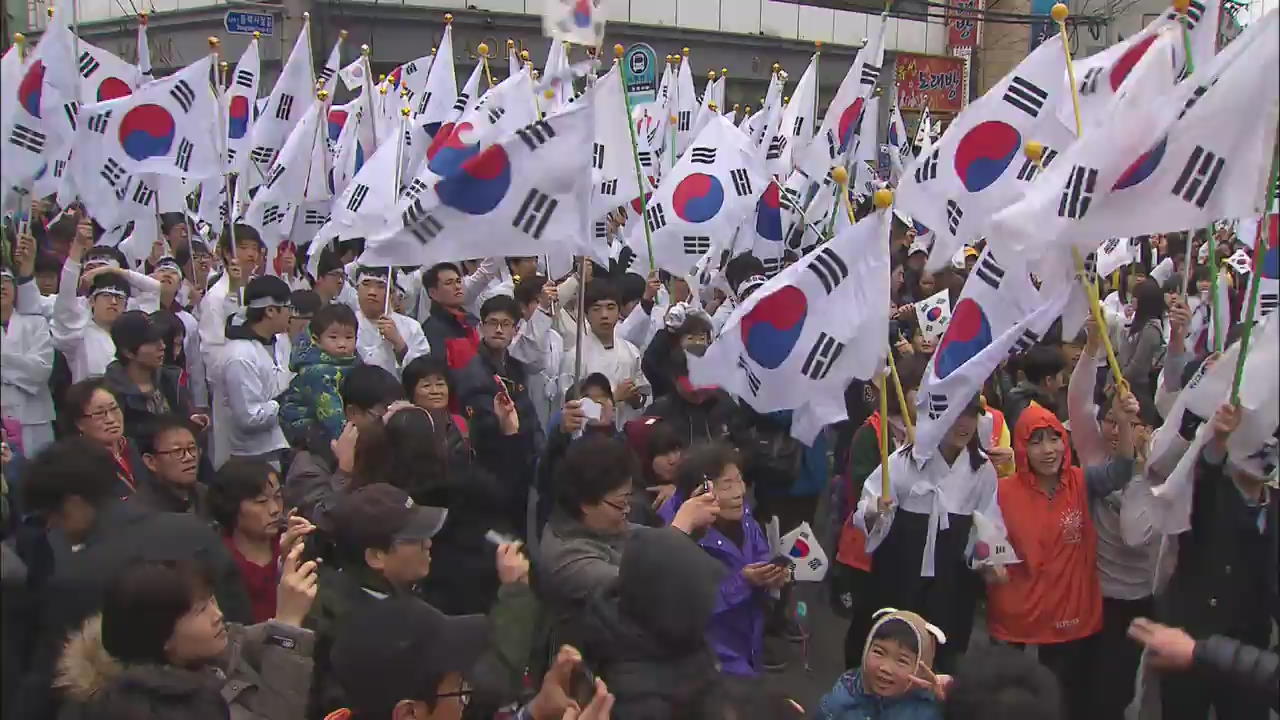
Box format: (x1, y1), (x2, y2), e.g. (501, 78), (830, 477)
(339, 29), (349, 39)
(253, 31), (261, 40)
(614, 43), (625, 57)
(379, 85), (388, 95)
(14, 33), (26, 44)
(1172, 0), (1191, 12)
(709, 101), (718, 111)
(732, 103), (740, 110)
(219, 61), (229, 70)
(1023, 141), (1045, 162)
(784, 95), (790, 103)
(507, 39), (515, 49)
(401, 107), (411, 117)
(743, 105), (751, 114)
(444, 12), (454, 23)
(830, 166), (849, 185)
(431, 46), (437, 55)
(317, 89), (329, 100)
(46, 7), (53, 17)
(138, 12), (148, 23)
(361, 44), (371, 55)
(720, 67), (728, 75)
(207, 37), (220, 50)
(873, 188), (894, 209)
(521, 49), (531, 61)
(1050, 3), (1069, 21)
(771, 62), (782, 73)
(707, 69), (717, 80)
(873, 87), (884, 96)
(682, 47), (690, 56)
(669, 114), (678, 123)
(544, 88), (556, 99)
(477, 42), (489, 55)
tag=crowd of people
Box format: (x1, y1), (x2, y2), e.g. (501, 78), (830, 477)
(0, 202), (1275, 720)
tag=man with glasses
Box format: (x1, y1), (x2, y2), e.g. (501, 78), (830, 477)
(211, 275), (294, 469)
(136, 415), (206, 514)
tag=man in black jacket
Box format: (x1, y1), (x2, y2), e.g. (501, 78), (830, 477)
(420, 262), (480, 371)
(11, 437), (251, 720)
(1128, 617), (1278, 710)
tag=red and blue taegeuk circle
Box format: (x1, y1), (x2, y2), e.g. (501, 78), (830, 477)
(740, 285), (807, 370)
(672, 173), (725, 223)
(229, 95), (251, 140)
(435, 144), (512, 215)
(788, 538), (811, 558)
(18, 61), (45, 118)
(836, 98), (865, 153)
(1263, 213), (1279, 279)
(327, 109), (348, 144)
(1113, 137), (1167, 190)
(573, 0), (592, 27)
(954, 121), (1022, 193)
(934, 298), (993, 379)
(1109, 34), (1158, 92)
(427, 122), (481, 176)
(887, 120), (901, 148)
(926, 306), (944, 322)
(118, 104), (177, 162)
(755, 182), (783, 243)
(96, 77), (132, 101)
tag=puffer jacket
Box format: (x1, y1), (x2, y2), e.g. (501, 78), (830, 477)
(1192, 634), (1279, 709)
(280, 342), (360, 447)
(813, 669), (942, 720)
(54, 614), (314, 720)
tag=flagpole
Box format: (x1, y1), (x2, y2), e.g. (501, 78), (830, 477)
(887, 344), (915, 441)
(208, 36), (243, 304)
(478, 42), (494, 89)
(614, 45), (656, 272)
(572, 256), (588, 388)
(1049, 5), (1130, 395)
(302, 12), (315, 89)
(1228, 148), (1280, 404)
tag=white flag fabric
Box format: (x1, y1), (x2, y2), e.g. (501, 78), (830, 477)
(338, 55), (366, 92)
(363, 101), (594, 268)
(541, 39), (571, 116)
(777, 522), (829, 582)
(317, 34), (344, 96)
(671, 56), (699, 160)
(897, 34), (1074, 273)
(913, 106), (933, 154)
(590, 66), (652, 220)
(915, 288), (952, 342)
(328, 95), (375, 199)
(772, 53), (818, 176)
(224, 38), (260, 175)
(628, 114), (766, 276)
(988, 14), (1278, 265)
(913, 245), (1070, 460)
(887, 100), (910, 182)
(415, 26), (456, 127)
(817, 15), (885, 162)
(247, 18), (314, 183)
(321, 118), (406, 242)
(688, 206), (891, 412)
(542, 0), (606, 48)
(1, 21), (77, 209)
(244, 97), (324, 250)
(74, 38), (143, 104)
(1095, 236), (1137, 278)
(137, 14), (152, 78)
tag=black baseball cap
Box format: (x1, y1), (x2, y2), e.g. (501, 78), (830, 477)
(330, 483), (447, 551)
(331, 596), (489, 717)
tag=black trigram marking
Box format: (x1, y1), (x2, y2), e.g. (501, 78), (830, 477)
(808, 247), (849, 294)
(946, 199), (963, 235)
(1101, 237), (1122, 254)
(235, 69), (254, 88)
(689, 147), (716, 164)
(860, 62), (881, 86)
(645, 203), (667, 232)
(802, 332), (845, 380)
(1177, 408), (1205, 441)
(79, 51), (103, 79)
(677, 110), (691, 132)
(1059, 165), (1098, 219)
(1079, 66), (1104, 95)
(766, 135), (788, 161)
(262, 204), (285, 225)
(600, 178), (618, 196)
(682, 236), (710, 255)
(250, 146), (275, 166)
(516, 120), (556, 150)
(403, 200), (444, 244)
(276, 94), (295, 121)
(317, 66), (335, 85)
(637, 150), (654, 169)
(346, 184), (369, 212)
(1178, 83), (1213, 120)
(416, 91), (433, 115)
(762, 256), (784, 277)
(63, 101), (79, 131)
(730, 168), (753, 196)
(303, 209), (329, 226)
(131, 180), (155, 206)
(975, 250), (1006, 289)
(402, 178), (430, 201)
(1016, 147), (1058, 181)
(1003, 76), (1048, 118)
(52, 159), (66, 178)
(1172, 145), (1223, 209)
(1010, 328), (1041, 355)
(592, 220), (609, 243)
(824, 128), (838, 160)
(226, 147), (237, 164)
(779, 185), (803, 214)
(513, 188), (558, 239)
(87, 110), (112, 135)
(487, 106), (506, 125)
(792, 117), (804, 136)
(174, 138), (194, 172)
(1259, 291), (1278, 316)
(100, 158), (127, 188)
(926, 393), (949, 420)
(915, 149), (939, 183)
(806, 557), (823, 571)
(451, 92), (471, 113)
(592, 142), (605, 169)
(737, 355), (761, 396)
(264, 163), (286, 189)
(170, 80), (196, 113)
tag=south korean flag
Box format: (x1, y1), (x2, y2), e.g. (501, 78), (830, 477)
(897, 33), (1074, 273)
(629, 114), (766, 277)
(1, 20), (77, 208)
(912, 246), (1070, 461)
(590, 66), (653, 220)
(74, 41), (143, 105)
(988, 14), (1279, 265)
(688, 206), (892, 414)
(1242, 207), (1279, 321)
(915, 288), (952, 342)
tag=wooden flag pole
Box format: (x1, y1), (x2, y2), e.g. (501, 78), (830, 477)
(1228, 149), (1280, 404)
(1048, 5), (1130, 395)
(872, 187), (895, 498)
(615, 44), (656, 272)
(887, 346), (915, 441)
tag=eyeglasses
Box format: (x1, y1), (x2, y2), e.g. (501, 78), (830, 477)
(153, 445), (199, 459)
(434, 689), (472, 707)
(483, 319), (516, 331)
(83, 404), (122, 422)
(602, 493), (633, 512)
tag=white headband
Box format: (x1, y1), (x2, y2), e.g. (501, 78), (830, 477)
(245, 295), (290, 309)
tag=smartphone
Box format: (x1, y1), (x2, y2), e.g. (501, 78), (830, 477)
(568, 662), (596, 708)
(768, 553), (793, 569)
(578, 397), (603, 422)
(484, 529), (519, 547)
(692, 478), (713, 498)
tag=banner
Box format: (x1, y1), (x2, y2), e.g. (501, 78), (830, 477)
(947, 0), (984, 51)
(894, 53), (967, 112)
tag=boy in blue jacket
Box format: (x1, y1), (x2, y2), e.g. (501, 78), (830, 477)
(814, 608), (946, 719)
(281, 303), (360, 447)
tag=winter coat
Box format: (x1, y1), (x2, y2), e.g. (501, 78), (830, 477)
(657, 496), (772, 676)
(537, 510), (636, 634)
(102, 361), (191, 439)
(279, 342), (359, 448)
(282, 450), (351, 531)
(421, 303), (480, 370)
(1191, 634), (1279, 709)
(54, 614), (313, 720)
(644, 390), (742, 448)
(813, 670), (942, 720)
(451, 344), (542, 465)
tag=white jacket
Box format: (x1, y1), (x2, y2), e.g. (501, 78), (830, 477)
(211, 331), (293, 468)
(354, 311), (431, 376)
(1, 312), (55, 424)
(48, 261), (162, 382)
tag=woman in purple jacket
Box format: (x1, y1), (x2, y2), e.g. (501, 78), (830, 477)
(658, 441), (790, 676)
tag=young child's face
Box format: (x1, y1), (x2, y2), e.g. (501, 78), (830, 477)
(863, 637), (919, 698)
(316, 323), (357, 359)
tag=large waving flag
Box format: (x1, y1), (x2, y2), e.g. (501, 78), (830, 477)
(247, 17), (314, 184)
(817, 15), (885, 161)
(328, 94), (375, 198)
(987, 13), (1278, 265)
(75, 38), (143, 104)
(771, 53), (818, 176)
(224, 37), (260, 174)
(628, 113), (767, 276)
(688, 205), (892, 412)
(362, 100), (593, 267)
(671, 52), (699, 159)
(414, 25), (455, 127)
(543, 0), (606, 47)
(317, 32), (345, 96)
(896, 34), (1074, 273)
(244, 96), (324, 249)
(912, 245), (1070, 459)
(1, 20), (77, 210)
(590, 65), (653, 220)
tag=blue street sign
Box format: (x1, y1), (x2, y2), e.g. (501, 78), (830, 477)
(224, 11), (274, 36)
(622, 43), (657, 105)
